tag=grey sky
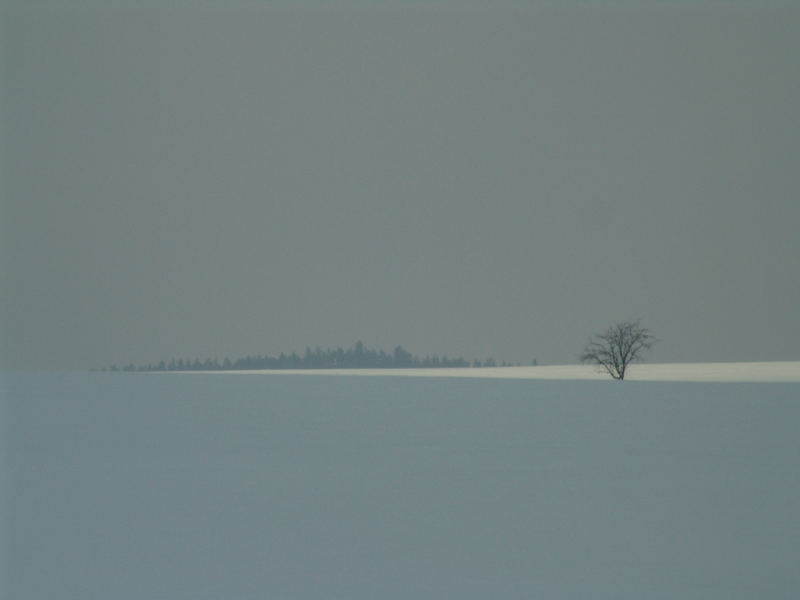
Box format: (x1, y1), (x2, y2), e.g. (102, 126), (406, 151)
(2, 2), (799, 370)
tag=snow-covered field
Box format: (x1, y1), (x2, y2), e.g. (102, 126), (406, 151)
(3, 372), (800, 599)
(219, 361), (800, 382)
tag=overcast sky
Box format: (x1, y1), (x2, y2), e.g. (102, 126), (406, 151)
(2, 1), (799, 370)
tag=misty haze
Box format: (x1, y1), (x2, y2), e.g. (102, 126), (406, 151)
(2, 1), (798, 370)
(2, 2), (799, 599)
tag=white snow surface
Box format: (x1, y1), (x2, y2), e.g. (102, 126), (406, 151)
(4, 372), (800, 599)
(220, 361), (800, 382)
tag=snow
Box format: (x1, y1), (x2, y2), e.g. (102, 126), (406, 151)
(3, 373), (800, 599)
(214, 361), (800, 382)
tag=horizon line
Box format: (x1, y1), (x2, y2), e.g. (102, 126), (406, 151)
(153, 360), (800, 383)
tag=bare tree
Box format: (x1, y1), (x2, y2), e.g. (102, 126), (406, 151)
(580, 320), (656, 380)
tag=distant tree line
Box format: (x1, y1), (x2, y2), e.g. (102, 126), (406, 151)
(103, 341), (520, 372)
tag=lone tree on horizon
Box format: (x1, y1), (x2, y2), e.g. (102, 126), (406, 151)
(581, 319), (657, 380)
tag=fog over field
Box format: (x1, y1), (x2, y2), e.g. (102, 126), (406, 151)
(2, 1), (799, 370)
(3, 3), (799, 598)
